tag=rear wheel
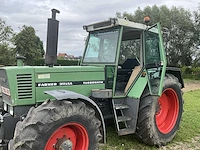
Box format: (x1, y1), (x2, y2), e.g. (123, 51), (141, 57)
(156, 88), (179, 134)
(9, 100), (102, 150)
(136, 74), (183, 146)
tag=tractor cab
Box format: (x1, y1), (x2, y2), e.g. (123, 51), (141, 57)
(81, 18), (166, 98)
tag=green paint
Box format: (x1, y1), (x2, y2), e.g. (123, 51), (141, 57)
(16, 59), (24, 66)
(127, 69), (148, 99)
(157, 23), (167, 96)
(2, 66), (105, 106)
(2, 66), (35, 106)
(128, 75), (148, 99)
(35, 70), (105, 102)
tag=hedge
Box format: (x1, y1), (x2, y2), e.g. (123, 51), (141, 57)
(33, 59), (79, 66)
(181, 66), (200, 80)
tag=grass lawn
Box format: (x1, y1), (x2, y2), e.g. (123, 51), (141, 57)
(101, 90), (200, 150)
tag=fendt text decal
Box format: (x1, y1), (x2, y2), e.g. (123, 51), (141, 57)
(36, 80), (104, 87)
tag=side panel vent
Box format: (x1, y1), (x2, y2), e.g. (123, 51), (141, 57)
(17, 74), (33, 100)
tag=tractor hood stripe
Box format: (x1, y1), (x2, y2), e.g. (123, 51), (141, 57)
(36, 80), (105, 87)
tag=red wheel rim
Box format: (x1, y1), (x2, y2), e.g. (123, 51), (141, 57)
(45, 123), (89, 150)
(156, 88), (179, 134)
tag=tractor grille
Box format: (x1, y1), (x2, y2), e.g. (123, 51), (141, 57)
(17, 74), (33, 99)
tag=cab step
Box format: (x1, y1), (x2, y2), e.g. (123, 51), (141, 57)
(115, 104), (130, 110)
(112, 97), (139, 136)
(118, 128), (135, 136)
(117, 116), (132, 122)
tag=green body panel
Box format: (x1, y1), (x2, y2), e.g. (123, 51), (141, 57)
(2, 66), (105, 106)
(34, 66), (104, 73)
(2, 66), (35, 106)
(127, 69), (148, 99)
(35, 69), (105, 102)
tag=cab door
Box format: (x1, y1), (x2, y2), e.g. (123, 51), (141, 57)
(144, 23), (167, 96)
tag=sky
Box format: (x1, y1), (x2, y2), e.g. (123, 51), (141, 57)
(0, 0), (199, 56)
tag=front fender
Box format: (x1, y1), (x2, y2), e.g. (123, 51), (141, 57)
(44, 89), (106, 143)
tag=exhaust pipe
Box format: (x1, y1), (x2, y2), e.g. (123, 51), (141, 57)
(45, 9), (60, 66)
(16, 56), (26, 66)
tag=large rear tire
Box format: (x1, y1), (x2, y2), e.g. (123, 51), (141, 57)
(136, 74), (183, 146)
(9, 100), (102, 150)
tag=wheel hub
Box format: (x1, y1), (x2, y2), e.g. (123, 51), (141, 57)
(156, 101), (161, 115)
(55, 137), (73, 150)
(156, 88), (179, 134)
(45, 122), (89, 150)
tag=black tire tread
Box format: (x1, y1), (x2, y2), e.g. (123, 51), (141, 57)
(10, 100), (102, 150)
(135, 74), (183, 146)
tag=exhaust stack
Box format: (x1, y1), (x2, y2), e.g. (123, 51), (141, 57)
(16, 56), (26, 66)
(45, 9), (60, 66)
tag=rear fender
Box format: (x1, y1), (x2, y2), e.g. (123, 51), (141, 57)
(44, 89), (106, 143)
(166, 67), (184, 88)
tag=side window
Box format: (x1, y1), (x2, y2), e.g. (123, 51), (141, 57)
(145, 31), (160, 64)
(119, 33), (141, 65)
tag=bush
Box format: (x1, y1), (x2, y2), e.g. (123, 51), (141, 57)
(33, 59), (79, 66)
(181, 66), (200, 80)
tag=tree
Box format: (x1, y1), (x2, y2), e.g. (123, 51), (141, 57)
(0, 44), (15, 65)
(0, 18), (15, 65)
(192, 5), (200, 66)
(116, 5), (198, 66)
(13, 25), (44, 65)
(0, 19), (13, 44)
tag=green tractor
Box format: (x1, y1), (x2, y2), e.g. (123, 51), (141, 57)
(0, 9), (184, 150)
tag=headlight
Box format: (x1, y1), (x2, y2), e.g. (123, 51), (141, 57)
(9, 106), (14, 116)
(3, 103), (7, 111)
(1, 86), (10, 96)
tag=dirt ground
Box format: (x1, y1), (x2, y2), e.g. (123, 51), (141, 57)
(160, 135), (200, 150)
(182, 81), (200, 92)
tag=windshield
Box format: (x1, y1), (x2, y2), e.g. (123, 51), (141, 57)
(83, 28), (119, 63)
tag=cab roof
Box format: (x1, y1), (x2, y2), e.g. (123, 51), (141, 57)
(83, 18), (147, 32)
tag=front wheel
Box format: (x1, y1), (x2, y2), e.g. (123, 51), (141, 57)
(9, 100), (102, 150)
(136, 74), (183, 146)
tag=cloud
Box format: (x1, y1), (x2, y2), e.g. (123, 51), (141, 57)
(0, 0), (199, 56)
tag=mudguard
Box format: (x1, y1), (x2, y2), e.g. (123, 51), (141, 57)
(166, 67), (184, 88)
(44, 89), (106, 143)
